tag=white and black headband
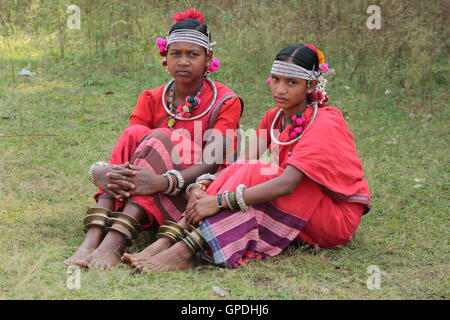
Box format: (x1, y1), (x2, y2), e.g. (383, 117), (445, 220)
(270, 60), (320, 80)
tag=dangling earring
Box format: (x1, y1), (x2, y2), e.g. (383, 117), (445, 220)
(162, 57), (169, 73)
(204, 70), (211, 77)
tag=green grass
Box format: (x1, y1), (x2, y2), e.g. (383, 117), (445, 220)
(0, 0), (448, 299)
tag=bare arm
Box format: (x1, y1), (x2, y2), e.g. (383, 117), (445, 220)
(241, 165), (304, 205)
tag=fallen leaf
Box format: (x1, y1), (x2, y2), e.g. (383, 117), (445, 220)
(105, 91), (114, 95)
(412, 184), (423, 189)
(212, 286), (228, 297)
(18, 68), (38, 76)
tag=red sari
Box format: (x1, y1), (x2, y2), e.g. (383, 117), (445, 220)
(197, 105), (370, 268)
(94, 79), (243, 229)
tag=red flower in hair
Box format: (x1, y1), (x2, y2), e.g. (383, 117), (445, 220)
(172, 9), (205, 24)
(305, 44), (318, 55)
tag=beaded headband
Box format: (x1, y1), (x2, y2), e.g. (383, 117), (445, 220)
(270, 60), (320, 80)
(166, 29), (211, 51)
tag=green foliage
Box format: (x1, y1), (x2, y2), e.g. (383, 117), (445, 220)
(0, 0), (448, 299)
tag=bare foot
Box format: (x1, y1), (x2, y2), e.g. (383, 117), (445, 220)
(75, 250), (122, 270)
(136, 241), (195, 272)
(75, 230), (127, 270)
(63, 226), (104, 266)
(64, 248), (95, 266)
(121, 237), (172, 265)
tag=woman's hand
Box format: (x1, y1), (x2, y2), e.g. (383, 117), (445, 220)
(93, 162), (136, 200)
(185, 193), (220, 227)
(106, 164), (168, 198)
(185, 188), (207, 216)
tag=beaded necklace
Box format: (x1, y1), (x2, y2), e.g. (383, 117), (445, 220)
(162, 77), (218, 128)
(270, 103), (318, 146)
(166, 83), (202, 127)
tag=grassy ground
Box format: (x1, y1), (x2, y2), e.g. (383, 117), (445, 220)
(0, 0), (448, 299)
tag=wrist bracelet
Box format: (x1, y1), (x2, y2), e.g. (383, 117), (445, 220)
(185, 183), (204, 197)
(223, 191), (234, 210)
(236, 184), (250, 212)
(162, 173), (174, 195)
(217, 191), (223, 209)
(196, 179), (213, 187)
(196, 173), (216, 183)
(229, 191), (238, 210)
(89, 162), (108, 185)
(167, 169), (185, 189)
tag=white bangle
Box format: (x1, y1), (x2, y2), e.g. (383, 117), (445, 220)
(89, 162), (108, 185)
(162, 173), (174, 195)
(185, 183), (203, 197)
(235, 184), (250, 212)
(166, 169), (185, 189)
(196, 173), (216, 183)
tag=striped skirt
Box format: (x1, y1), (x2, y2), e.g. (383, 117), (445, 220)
(197, 160), (364, 268)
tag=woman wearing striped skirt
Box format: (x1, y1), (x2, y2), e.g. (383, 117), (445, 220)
(63, 9), (243, 269)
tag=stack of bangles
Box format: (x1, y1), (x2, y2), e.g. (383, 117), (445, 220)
(185, 173), (216, 197)
(162, 170), (185, 196)
(218, 184), (250, 212)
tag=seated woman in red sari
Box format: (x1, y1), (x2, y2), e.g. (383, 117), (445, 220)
(63, 9), (243, 269)
(126, 43), (370, 272)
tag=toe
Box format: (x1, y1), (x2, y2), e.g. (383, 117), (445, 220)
(74, 260), (89, 268)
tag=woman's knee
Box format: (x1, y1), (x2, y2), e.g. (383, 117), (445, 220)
(122, 124), (152, 140)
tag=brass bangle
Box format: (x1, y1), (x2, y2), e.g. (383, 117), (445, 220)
(109, 211), (142, 232)
(83, 207), (111, 233)
(181, 225), (208, 255)
(106, 223), (133, 247)
(105, 211), (142, 247)
(156, 221), (185, 243)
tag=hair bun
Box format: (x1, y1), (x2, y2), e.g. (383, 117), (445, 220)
(305, 44), (325, 65)
(172, 9), (205, 24)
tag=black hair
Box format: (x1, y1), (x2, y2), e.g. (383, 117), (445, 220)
(169, 18), (210, 40)
(275, 44), (319, 71)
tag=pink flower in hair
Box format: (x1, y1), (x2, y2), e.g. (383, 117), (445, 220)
(266, 77), (271, 84)
(206, 57), (220, 73)
(318, 63), (329, 72)
(156, 38), (167, 56)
